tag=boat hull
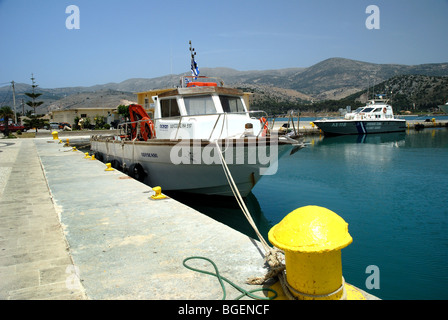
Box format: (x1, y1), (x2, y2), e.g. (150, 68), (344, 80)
(313, 119), (406, 136)
(90, 137), (297, 197)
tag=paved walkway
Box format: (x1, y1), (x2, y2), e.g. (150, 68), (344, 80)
(0, 139), (86, 299)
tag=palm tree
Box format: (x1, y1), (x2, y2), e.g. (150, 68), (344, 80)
(0, 106), (14, 137)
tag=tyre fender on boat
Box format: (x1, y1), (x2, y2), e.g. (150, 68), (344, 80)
(128, 163), (146, 182)
(94, 152), (103, 162)
(111, 159), (121, 171)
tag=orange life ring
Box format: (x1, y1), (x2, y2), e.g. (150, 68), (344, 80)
(187, 82), (217, 87)
(383, 107), (387, 113)
(140, 117), (156, 141)
(260, 117), (269, 137)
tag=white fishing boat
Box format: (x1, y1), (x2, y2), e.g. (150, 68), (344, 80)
(90, 43), (303, 196)
(313, 96), (406, 136)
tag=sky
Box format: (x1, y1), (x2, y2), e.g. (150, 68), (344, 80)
(0, 0), (447, 88)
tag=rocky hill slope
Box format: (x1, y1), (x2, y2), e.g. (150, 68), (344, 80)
(1, 58), (447, 115)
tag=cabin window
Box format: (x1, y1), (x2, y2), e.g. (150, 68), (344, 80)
(160, 98), (180, 118)
(219, 95), (245, 113)
(184, 95), (216, 115)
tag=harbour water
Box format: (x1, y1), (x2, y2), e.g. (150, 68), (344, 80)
(172, 126), (448, 300)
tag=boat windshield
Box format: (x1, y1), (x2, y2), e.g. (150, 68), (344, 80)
(219, 95), (245, 113)
(354, 107), (365, 113)
(362, 107), (374, 113)
(184, 95), (217, 116)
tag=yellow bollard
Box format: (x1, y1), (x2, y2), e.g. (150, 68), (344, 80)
(52, 131), (59, 140)
(84, 152), (91, 159)
(150, 186), (167, 200)
(104, 163), (114, 171)
(72, 147), (77, 152)
(268, 205), (364, 300)
(90, 154), (96, 160)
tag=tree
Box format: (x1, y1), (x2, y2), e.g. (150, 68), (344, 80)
(0, 106), (14, 137)
(24, 74), (44, 132)
(117, 105), (130, 119)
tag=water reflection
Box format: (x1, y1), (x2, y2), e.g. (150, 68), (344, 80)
(317, 132), (406, 146)
(165, 191), (273, 242)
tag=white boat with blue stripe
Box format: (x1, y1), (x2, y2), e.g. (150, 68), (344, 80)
(313, 96), (406, 136)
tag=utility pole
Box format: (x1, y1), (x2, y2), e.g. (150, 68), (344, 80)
(11, 80), (17, 123)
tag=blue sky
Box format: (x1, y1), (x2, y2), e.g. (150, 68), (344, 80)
(1, 0), (447, 88)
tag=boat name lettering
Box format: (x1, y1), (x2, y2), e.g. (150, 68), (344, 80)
(159, 124), (169, 130)
(141, 152), (158, 158)
(170, 123), (192, 129)
(331, 123), (347, 127)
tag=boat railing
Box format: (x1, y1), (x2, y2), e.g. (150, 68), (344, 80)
(180, 75), (225, 88)
(117, 110), (269, 141)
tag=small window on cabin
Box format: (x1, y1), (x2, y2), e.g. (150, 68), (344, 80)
(160, 99), (180, 118)
(144, 98), (149, 109)
(219, 95), (245, 113)
(184, 96), (216, 115)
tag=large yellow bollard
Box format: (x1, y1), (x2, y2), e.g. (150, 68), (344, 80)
(268, 205), (364, 300)
(52, 131), (59, 140)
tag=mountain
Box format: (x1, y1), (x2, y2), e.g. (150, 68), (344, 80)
(346, 74), (448, 110)
(1, 58), (447, 115)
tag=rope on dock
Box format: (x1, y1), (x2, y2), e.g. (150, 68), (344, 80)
(213, 141), (295, 299)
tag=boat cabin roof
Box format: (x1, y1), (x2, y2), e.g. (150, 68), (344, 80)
(157, 86), (244, 98)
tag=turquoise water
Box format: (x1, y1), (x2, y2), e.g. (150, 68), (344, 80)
(253, 128), (448, 300)
(173, 126), (448, 300)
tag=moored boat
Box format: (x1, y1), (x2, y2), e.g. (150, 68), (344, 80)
(90, 43), (303, 196)
(313, 96), (406, 136)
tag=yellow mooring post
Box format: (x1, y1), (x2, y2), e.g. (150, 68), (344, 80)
(268, 205), (365, 300)
(84, 152), (91, 159)
(104, 163), (114, 171)
(52, 131), (59, 140)
(150, 186), (167, 200)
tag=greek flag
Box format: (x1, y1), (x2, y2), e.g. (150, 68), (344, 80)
(191, 56), (199, 77)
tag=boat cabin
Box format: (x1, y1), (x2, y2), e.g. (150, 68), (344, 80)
(345, 99), (395, 120)
(152, 84), (265, 140)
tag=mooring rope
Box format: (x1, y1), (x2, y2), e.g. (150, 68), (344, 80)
(213, 141), (294, 295)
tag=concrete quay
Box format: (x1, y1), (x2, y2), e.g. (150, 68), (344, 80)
(0, 139), (86, 299)
(1, 136), (378, 300)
